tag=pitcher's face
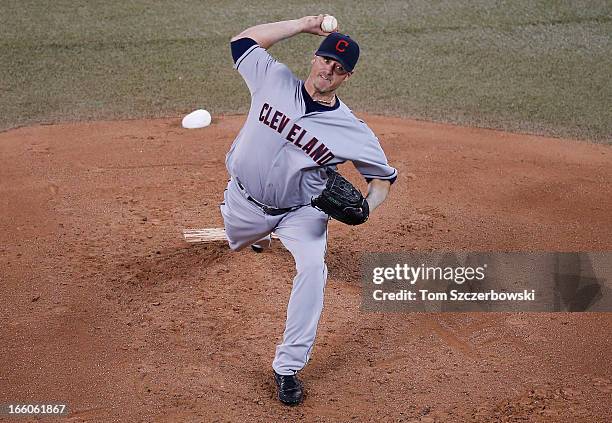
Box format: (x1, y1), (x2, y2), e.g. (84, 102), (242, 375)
(308, 55), (352, 94)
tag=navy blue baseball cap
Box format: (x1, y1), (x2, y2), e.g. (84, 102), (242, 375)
(315, 32), (360, 72)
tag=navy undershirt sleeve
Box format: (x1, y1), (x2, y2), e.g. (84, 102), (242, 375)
(366, 176), (397, 185)
(231, 37), (258, 63)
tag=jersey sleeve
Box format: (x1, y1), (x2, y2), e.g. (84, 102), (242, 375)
(353, 127), (398, 184)
(231, 37), (258, 63)
(231, 37), (296, 95)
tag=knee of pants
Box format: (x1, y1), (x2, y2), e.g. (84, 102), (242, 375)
(295, 254), (327, 276)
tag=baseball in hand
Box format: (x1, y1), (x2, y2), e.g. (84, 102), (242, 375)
(321, 15), (338, 33)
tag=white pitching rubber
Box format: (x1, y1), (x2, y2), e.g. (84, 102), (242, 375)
(183, 228), (279, 244)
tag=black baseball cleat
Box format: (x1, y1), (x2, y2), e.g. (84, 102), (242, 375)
(273, 371), (303, 405)
(251, 244), (264, 253)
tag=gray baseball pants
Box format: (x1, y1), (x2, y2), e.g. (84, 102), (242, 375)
(220, 178), (329, 375)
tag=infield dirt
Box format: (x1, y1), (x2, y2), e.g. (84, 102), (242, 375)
(1, 115), (611, 422)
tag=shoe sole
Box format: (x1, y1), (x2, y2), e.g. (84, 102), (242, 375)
(277, 394), (303, 406)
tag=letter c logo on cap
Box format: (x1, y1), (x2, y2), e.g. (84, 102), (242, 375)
(335, 40), (349, 52)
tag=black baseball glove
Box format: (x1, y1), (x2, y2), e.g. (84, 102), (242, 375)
(311, 170), (369, 225)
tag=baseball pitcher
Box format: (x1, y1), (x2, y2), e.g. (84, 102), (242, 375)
(221, 15), (397, 405)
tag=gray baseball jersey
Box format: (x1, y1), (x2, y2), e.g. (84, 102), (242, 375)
(227, 43), (397, 209)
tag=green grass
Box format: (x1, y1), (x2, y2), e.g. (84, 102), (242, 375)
(1, 0), (611, 142)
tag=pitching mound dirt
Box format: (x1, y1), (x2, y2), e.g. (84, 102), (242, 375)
(1, 115), (610, 422)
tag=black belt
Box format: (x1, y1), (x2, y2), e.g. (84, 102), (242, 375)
(235, 179), (302, 216)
